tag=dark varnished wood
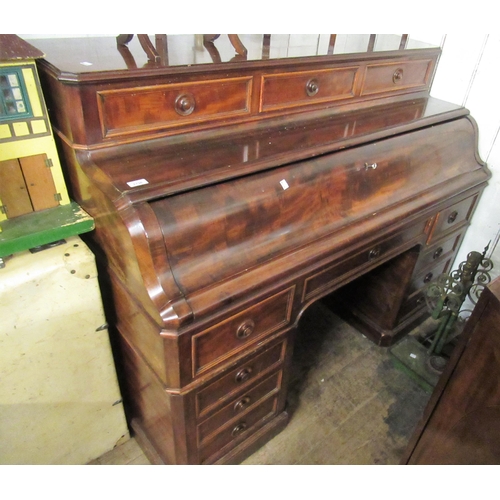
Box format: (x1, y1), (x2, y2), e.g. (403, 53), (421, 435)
(31, 36), (491, 464)
(402, 276), (500, 464)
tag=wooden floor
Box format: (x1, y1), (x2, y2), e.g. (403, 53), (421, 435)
(88, 302), (431, 465)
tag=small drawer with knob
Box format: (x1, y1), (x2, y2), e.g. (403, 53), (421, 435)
(416, 231), (464, 272)
(259, 67), (359, 112)
(303, 218), (428, 302)
(97, 76), (252, 138)
(196, 371), (281, 444)
(427, 194), (479, 244)
(397, 290), (428, 323)
(361, 58), (434, 96)
(195, 338), (287, 417)
(198, 394), (278, 463)
(407, 258), (455, 296)
(191, 287), (294, 376)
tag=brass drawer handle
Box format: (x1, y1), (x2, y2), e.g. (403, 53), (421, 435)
(306, 78), (319, 96)
(447, 211), (458, 224)
(234, 396), (251, 412)
(424, 272), (433, 283)
(231, 422), (247, 437)
(235, 367), (252, 383)
(393, 68), (404, 84)
(236, 319), (255, 339)
(368, 246), (381, 261)
(433, 247), (443, 260)
(365, 162), (378, 170)
(174, 93), (195, 116)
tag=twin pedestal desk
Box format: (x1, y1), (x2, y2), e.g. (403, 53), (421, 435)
(34, 36), (490, 464)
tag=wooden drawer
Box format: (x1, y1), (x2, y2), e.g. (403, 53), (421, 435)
(197, 371), (281, 445)
(195, 339), (286, 417)
(361, 58), (433, 96)
(97, 76), (252, 138)
(192, 287), (294, 376)
(199, 394), (278, 463)
(416, 231), (464, 273)
(303, 220), (427, 302)
(408, 258), (454, 296)
(428, 194), (479, 244)
(260, 66), (358, 112)
(398, 290), (427, 322)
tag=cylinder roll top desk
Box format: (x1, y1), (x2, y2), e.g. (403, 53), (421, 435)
(31, 34), (490, 464)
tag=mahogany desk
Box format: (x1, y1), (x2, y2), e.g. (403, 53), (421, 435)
(31, 35), (490, 464)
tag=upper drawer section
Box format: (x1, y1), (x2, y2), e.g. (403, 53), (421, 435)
(361, 58), (434, 96)
(97, 76), (252, 138)
(260, 67), (358, 112)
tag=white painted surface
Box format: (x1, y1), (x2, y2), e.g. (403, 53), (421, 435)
(0, 236), (129, 464)
(425, 34), (500, 276)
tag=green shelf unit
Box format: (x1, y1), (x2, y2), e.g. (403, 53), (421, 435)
(0, 201), (94, 258)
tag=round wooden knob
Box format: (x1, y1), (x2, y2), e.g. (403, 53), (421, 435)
(234, 396), (251, 412)
(433, 247), (443, 260)
(306, 78), (319, 96)
(368, 247), (381, 261)
(447, 211), (458, 224)
(235, 367), (252, 383)
(231, 422), (247, 437)
(174, 93), (195, 116)
(393, 68), (404, 84)
(236, 320), (255, 339)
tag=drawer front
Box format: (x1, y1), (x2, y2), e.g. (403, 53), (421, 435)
(97, 76), (252, 138)
(199, 395), (278, 463)
(195, 339), (286, 417)
(303, 220), (427, 302)
(197, 371), (281, 444)
(192, 287), (294, 376)
(428, 194), (479, 244)
(260, 67), (358, 112)
(416, 231), (464, 273)
(398, 290), (427, 322)
(408, 258), (454, 296)
(361, 58), (433, 96)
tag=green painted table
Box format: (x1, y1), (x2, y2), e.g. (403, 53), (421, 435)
(0, 201), (94, 259)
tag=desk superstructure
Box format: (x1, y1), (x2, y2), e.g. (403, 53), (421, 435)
(32, 34), (490, 464)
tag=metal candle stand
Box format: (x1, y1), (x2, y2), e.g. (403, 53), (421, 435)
(389, 244), (493, 392)
(423, 244), (493, 371)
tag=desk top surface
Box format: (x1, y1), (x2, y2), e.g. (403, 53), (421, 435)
(28, 35), (439, 80)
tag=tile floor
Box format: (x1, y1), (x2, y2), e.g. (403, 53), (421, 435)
(89, 301), (431, 465)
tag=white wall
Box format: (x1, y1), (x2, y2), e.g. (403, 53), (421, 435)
(428, 34), (500, 280)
